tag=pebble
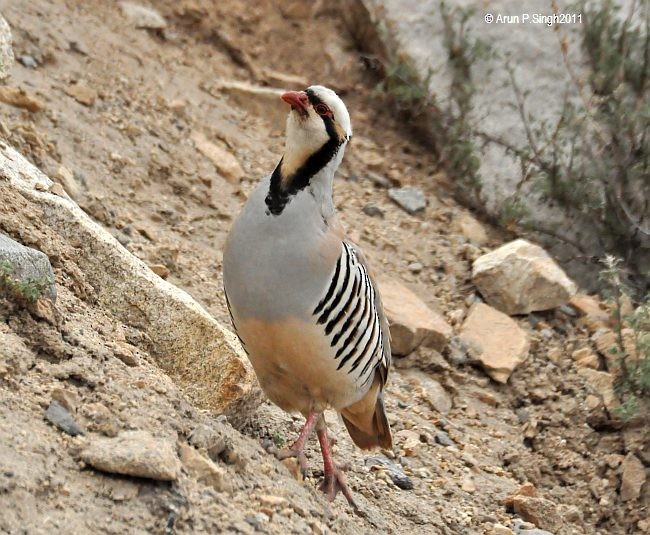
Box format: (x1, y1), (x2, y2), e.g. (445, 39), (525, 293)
(65, 83), (97, 106)
(0, 86), (44, 112)
(119, 1), (167, 29)
(18, 55), (37, 68)
(45, 400), (84, 436)
(362, 203), (384, 218)
(80, 430), (181, 481)
(365, 457), (414, 490)
(434, 430), (456, 448)
(408, 262), (423, 273)
(387, 187), (427, 215)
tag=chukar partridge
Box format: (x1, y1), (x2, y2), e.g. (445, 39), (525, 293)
(223, 85), (392, 507)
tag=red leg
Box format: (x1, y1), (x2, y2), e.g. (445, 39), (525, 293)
(317, 425), (358, 509)
(276, 411), (319, 473)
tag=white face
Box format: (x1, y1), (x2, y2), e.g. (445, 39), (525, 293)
(281, 86), (352, 177)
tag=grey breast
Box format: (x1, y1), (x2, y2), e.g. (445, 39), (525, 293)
(223, 177), (332, 322)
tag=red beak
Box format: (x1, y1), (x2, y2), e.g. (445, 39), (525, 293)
(281, 90), (309, 113)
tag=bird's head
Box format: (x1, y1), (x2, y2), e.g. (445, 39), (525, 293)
(278, 85), (351, 181)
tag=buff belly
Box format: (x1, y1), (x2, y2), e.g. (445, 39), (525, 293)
(235, 316), (367, 415)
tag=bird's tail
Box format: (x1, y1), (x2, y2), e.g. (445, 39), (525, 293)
(340, 378), (392, 450)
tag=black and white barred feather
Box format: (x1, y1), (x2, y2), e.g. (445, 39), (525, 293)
(313, 242), (390, 387)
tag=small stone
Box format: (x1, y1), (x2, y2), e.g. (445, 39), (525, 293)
(280, 457), (303, 481)
(0, 86), (44, 112)
(50, 388), (79, 413)
(113, 343), (139, 367)
(365, 456), (414, 490)
(512, 496), (563, 533)
(45, 401), (84, 436)
(501, 482), (537, 508)
(80, 430), (181, 481)
(395, 429), (421, 456)
(571, 347), (599, 369)
(408, 262), (423, 274)
(491, 524), (515, 535)
(18, 55), (37, 68)
(456, 213), (489, 245)
(65, 83), (97, 106)
(378, 275), (452, 355)
(362, 203), (384, 218)
(547, 347), (562, 363)
(435, 430), (456, 448)
(149, 263), (170, 279)
(191, 131), (244, 184)
(620, 453), (646, 502)
(387, 187), (427, 214)
(119, 1), (167, 29)
(259, 495), (287, 506)
(472, 239), (577, 315)
(461, 476), (476, 493)
(578, 368), (619, 414)
(179, 443), (231, 492)
(570, 294), (611, 332)
(366, 171), (392, 188)
(404, 370), (452, 414)
(53, 165), (82, 200)
(0, 234), (56, 302)
(459, 303), (530, 383)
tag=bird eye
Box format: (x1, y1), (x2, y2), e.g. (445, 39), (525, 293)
(314, 103), (331, 116)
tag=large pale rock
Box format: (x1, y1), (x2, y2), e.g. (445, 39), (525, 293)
(378, 275), (452, 355)
(0, 15), (13, 80)
(620, 453), (646, 502)
(0, 145), (256, 417)
(81, 430), (181, 481)
(460, 303), (530, 383)
(0, 233), (56, 301)
(119, 2), (167, 29)
(472, 239), (577, 315)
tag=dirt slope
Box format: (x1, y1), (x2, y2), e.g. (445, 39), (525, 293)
(0, 1), (646, 534)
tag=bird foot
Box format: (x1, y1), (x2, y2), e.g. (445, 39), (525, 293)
(318, 465), (358, 510)
(276, 447), (308, 474)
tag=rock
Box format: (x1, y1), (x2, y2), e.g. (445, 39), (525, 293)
(620, 453), (646, 502)
(149, 263), (170, 279)
(459, 303), (530, 383)
(65, 83), (97, 106)
(18, 55), (37, 68)
(362, 203), (384, 218)
(0, 145), (256, 417)
(570, 294), (611, 332)
(378, 275), (452, 355)
(404, 370), (452, 414)
(178, 443), (231, 492)
(501, 482), (537, 508)
(571, 347), (599, 369)
(461, 476), (476, 493)
(472, 240), (577, 315)
(280, 457), (303, 481)
(491, 524), (515, 535)
(593, 329), (617, 362)
(191, 131), (244, 184)
(50, 388), (79, 413)
(81, 430), (181, 481)
(434, 430), (455, 448)
(0, 233), (56, 301)
(407, 262), (423, 273)
(259, 494), (287, 507)
(512, 496), (564, 533)
(387, 187), (426, 215)
(0, 86), (44, 112)
(578, 368), (619, 414)
(119, 2), (167, 29)
(395, 429), (421, 456)
(53, 165), (83, 200)
(44, 401), (84, 436)
(456, 213), (489, 245)
(365, 457), (413, 490)
(393, 346), (451, 372)
(0, 15), (13, 79)
(366, 170), (392, 188)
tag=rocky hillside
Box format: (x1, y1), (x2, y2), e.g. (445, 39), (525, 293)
(0, 1), (647, 534)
